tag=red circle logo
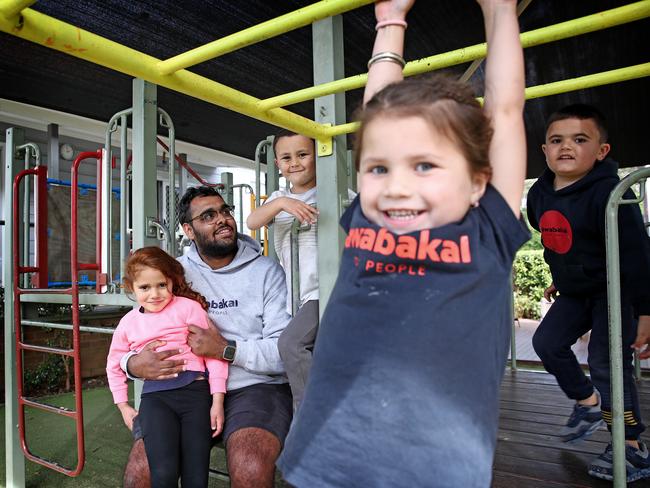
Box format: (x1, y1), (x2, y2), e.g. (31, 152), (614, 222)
(539, 210), (572, 254)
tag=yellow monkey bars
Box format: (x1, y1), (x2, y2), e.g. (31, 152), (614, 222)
(259, 0), (650, 112)
(0, 0), (648, 147)
(157, 0), (375, 75)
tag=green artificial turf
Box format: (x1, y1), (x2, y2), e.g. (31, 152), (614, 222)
(0, 385), (237, 487)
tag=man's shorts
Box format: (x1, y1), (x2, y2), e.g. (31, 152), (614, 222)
(222, 382), (293, 446)
(132, 382), (293, 446)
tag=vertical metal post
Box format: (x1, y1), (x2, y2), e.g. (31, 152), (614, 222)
(4, 127), (26, 488)
(100, 135), (112, 294)
(220, 172), (233, 207)
(605, 168), (650, 488)
(131, 79), (159, 407)
(253, 139), (272, 244)
(347, 149), (357, 193)
(158, 108), (177, 256)
(290, 219), (303, 317)
(510, 283), (517, 371)
(266, 139), (279, 261)
(119, 114), (129, 285)
(47, 123), (60, 179)
(179, 153), (188, 200)
(313, 15), (348, 314)
(131, 79), (159, 250)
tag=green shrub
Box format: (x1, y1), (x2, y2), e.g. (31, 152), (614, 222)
(513, 250), (551, 320)
(24, 355), (67, 394)
(23, 329), (72, 395)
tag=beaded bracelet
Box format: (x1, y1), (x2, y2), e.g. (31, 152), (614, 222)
(375, 19), (408, 31)
(367, 51), (406, 70)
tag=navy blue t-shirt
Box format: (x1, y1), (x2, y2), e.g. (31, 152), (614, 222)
(278, 185), (529, 488)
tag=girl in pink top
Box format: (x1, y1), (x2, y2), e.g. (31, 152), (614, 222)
(106, 246), (228, 487)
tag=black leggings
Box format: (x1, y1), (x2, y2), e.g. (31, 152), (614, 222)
(139, 380), (212, 488)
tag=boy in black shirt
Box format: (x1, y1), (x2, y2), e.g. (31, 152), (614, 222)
(527, 103), (650, 482)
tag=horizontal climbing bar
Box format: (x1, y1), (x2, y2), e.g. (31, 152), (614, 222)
(325, 63), (650, 137)
(0, 6), (332, 140)
(258, 0), (650, 110)
(157, 0), (374, 75)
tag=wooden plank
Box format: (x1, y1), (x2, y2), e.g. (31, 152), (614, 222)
(494, 452), (611, 488)
(496, 440), (598, 464)
(497, 429), (607, 455)
(492, 471), (587, 488)
(499, 400), (573, 417)
(494, 370), (650, 487)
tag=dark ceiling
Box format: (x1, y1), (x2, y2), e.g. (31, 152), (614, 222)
(1, 0), (648, 177)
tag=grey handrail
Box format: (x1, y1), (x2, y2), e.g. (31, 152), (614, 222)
(605, 166), (650, 488)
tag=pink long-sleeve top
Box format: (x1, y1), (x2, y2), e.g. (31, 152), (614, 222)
(106, 295), (228, 404)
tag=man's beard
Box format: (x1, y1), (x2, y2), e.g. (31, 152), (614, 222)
(194, 227), (238, 258)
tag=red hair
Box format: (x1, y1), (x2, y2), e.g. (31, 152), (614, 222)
(123, 246), (208, 311)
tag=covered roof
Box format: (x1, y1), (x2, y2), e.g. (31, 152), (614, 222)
(1, 0), (648, 177)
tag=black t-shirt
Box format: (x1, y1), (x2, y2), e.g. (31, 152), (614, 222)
(278, 185), (530, 488)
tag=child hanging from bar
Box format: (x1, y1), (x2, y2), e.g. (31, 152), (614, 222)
(278, 0), (529, 486)
(106, 246), (228, 488)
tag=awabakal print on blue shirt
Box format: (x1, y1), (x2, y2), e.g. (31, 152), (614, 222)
(278, 185), (530, 488)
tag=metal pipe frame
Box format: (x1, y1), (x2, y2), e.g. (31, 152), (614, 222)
(155, 137), (224, 189)
(260, 1), (650, 112)
(254, 138), (273, 243)
(12, 163), (86, 477)
(157, 107), (178, 256)
(157, 0), (374, 75)
(0, 0), (34, 20)
(329, 63), (650, 137)
(0, 6), (325, 140)
(0, 1), (648, 143)
(21, 320), (116, 335)
(605, 167), (650, 487)
(105, 107), (133, 290)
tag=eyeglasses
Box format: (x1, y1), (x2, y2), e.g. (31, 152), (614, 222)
(188, 205), (236, 225)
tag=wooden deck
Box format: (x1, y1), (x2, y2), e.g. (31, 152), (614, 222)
(493, 369), (650, 487)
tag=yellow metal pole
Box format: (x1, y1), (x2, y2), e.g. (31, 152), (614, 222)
(324, 63), (650, 137)
(0, 7), (332, 140)
(258, 0), (650, 110)
(524, 63), (650, 100)
(157, 0), (374, 75)
(0, 0), (35, 20)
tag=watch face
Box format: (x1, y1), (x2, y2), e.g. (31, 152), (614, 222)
(223, 344), (236, 361)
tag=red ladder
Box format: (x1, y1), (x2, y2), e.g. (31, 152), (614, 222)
(12, 150), (103, 476)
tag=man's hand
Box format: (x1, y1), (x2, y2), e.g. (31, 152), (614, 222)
(127, 340), (186, 380)
(187, 324), (227, 359)
(633, 315), (650, 360)
(543, 283), (558, 302)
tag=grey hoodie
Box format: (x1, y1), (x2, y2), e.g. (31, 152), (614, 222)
(178, 235), (290, 390)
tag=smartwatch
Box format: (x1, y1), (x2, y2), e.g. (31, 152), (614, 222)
(222, 340), (237, 362)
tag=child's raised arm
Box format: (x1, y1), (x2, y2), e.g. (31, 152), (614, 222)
(247, 198), (318, 230)
(479, 0), (526, 216)
(363, 0), (415, 106)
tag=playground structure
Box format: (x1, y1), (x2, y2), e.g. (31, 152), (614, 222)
(1, 0), (649, 486)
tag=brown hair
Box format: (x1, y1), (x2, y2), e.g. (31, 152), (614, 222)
(546, 103), (608, 143)
(272, 129), (315, 155)
(354, 74), (493, 178)
(123, 246), (208, 311)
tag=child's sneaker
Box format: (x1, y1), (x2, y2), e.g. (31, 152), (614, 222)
(588, 442), (650, 482)
(560, 400), (604, 443)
